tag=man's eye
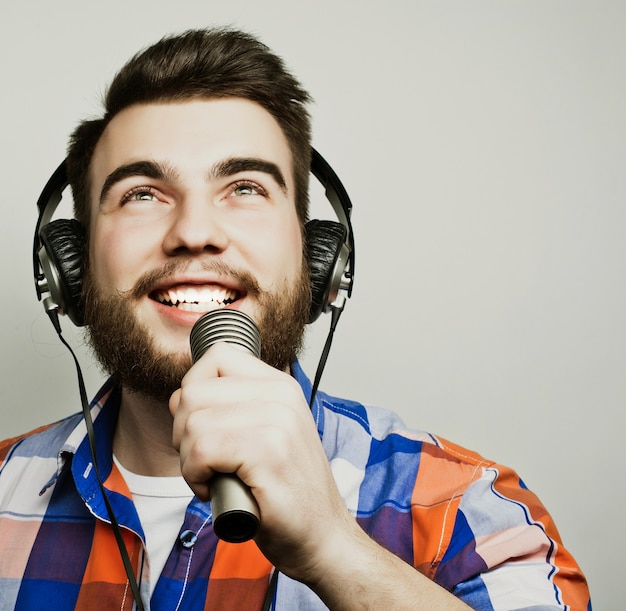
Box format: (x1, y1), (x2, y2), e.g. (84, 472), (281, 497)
(231, 181), (266, 197)
(121, 186), (159, 204)
(234, 185), (255, 196)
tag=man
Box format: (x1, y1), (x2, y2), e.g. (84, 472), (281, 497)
(0, 28), (590, 610)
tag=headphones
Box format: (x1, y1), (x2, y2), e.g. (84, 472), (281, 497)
(33, 148), (355, 327)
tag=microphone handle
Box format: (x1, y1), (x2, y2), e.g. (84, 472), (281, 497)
(189, 309), (261, 543)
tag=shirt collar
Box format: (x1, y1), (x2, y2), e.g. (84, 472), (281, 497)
(40, 377), (119, 497)
(48, 361), (325, 501)
(57, 361), (323, 460)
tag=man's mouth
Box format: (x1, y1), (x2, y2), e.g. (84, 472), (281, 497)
(152, 286), (240, 312)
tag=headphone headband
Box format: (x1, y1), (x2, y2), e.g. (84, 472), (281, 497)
(33, 161), (67, 303)
(310, 149), (355, 297)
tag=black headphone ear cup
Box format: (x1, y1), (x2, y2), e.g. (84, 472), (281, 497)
(305, 219), (348, 323)
(38, 219), (86, 326)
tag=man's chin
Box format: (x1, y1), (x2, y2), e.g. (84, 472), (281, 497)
(113, 351), (193, 405)
(151, 336), (195, 361)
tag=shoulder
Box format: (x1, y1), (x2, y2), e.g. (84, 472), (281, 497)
(0, 378), (120, 470)
(318, 389), (488, 466)
(0, 413), (83, 467)
(317, 390), (413, 439)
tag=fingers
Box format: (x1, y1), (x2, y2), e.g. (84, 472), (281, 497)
(181, 341), (271, 386)
(169, 342), (310, 500)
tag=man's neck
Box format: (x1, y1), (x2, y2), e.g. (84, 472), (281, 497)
(113, 388), (182, 477)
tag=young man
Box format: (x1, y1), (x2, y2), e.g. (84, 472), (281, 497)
(0, 28), (590, 610)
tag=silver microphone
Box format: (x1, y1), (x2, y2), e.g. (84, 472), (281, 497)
(189, 309), (261, 543)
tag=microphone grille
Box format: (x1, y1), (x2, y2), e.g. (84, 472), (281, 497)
(190, 309), (261, 362)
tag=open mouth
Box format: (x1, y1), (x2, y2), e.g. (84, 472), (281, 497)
(152, 286), (240, 312)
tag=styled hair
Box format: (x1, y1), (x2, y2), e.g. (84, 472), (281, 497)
(66, 28), (313, 233)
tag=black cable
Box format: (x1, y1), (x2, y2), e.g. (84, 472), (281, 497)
(50, 311), (146, 611)
(309, 305), (343, 409)
(261, 569), (279, 611)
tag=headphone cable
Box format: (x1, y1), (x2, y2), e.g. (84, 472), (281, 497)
(309, 304), (343, 409)
(49, 310), (146, 611)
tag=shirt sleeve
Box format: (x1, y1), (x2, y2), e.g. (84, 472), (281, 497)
(412, 437), (590, 610)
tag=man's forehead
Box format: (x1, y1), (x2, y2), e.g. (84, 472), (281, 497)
(89, 98), (296, 194)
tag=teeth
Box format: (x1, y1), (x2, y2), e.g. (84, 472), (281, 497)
(155, 287), (238, 308)
(178, 302), (223, 312)
(200, 287), (227, 303)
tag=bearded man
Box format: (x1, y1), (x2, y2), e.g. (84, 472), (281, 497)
(0, 28), (590, 610)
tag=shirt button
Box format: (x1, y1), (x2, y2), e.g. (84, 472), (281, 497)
(179, 530), (198, 548)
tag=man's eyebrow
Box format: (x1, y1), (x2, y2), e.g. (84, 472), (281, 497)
(210, 157), (287, 192)
(99, 160), (179, 204)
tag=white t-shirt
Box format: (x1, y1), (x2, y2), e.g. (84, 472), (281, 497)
(114, 457), (194, 596)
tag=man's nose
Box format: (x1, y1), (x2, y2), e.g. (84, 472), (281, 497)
(162, 196), (229, 255)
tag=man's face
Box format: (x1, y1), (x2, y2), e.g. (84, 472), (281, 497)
(84, 99), (310, 402)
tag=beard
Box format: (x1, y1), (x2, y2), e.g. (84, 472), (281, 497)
(82, 258), (311, 404)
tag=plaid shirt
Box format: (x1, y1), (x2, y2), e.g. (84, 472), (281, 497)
(0, 361), (590, 610)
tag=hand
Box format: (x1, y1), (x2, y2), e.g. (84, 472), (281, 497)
(169, 342), (357, 581)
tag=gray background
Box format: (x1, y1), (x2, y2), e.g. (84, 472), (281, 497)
(2, 1), (623, 607)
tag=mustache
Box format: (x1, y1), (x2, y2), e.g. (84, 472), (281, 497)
(127, 259), (262, 300)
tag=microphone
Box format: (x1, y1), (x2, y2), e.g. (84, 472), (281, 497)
(189, 309), (262, 543)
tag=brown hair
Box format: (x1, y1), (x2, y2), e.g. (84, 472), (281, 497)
(66, 27), (313, 234)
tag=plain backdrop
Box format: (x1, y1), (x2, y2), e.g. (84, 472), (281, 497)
(1, 1), (623, 607)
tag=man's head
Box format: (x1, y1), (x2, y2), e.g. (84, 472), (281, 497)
(68, 29), (314, 402)
(67, 28), (313, 236)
